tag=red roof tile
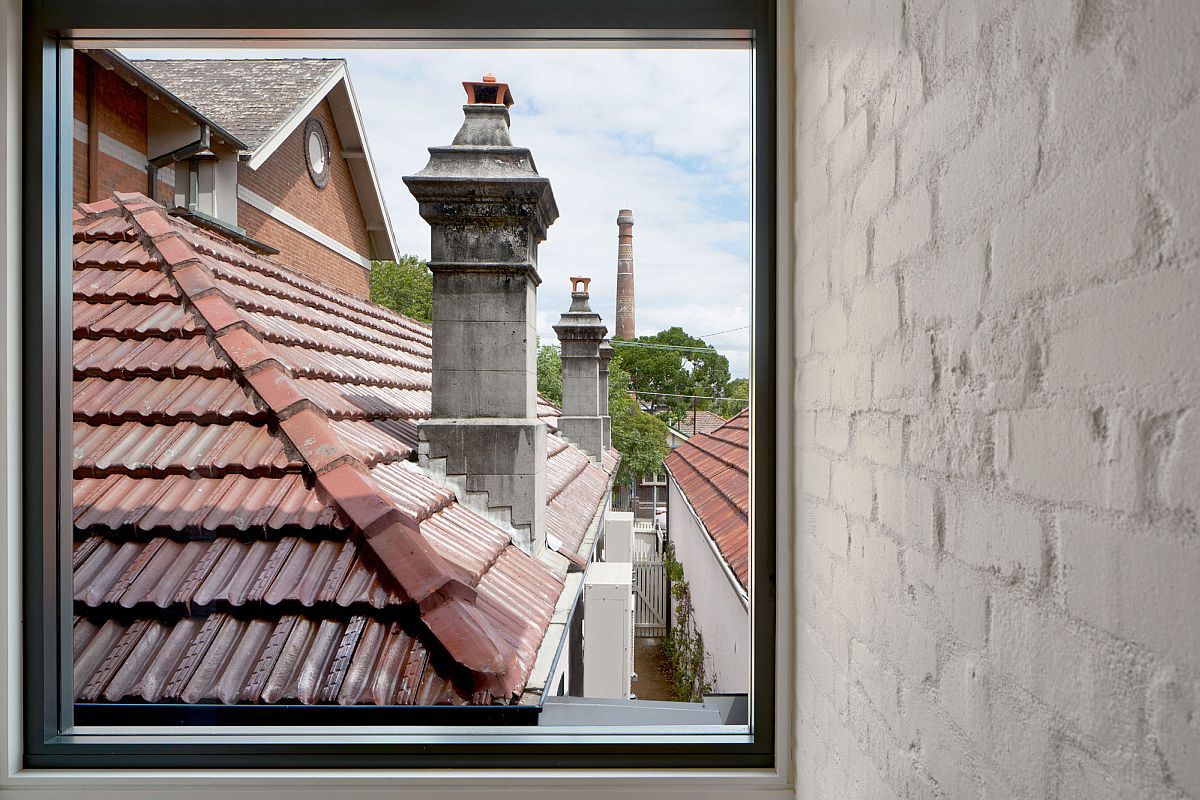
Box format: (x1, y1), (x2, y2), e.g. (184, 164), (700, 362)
(677, 409), (730, 438)
(664, 409), (749, 589)
(72, 193), (615, 707)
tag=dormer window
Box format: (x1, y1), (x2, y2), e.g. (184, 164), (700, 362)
(304, 117), (330, 188)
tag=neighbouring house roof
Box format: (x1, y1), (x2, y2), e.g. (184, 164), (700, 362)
(71, 192), (614, 707)
(131, 59), (342, 152)
(84, 49), (250, 151)
(131, 57), (398, 261)
(663, 409), (749, 590)
(677, 409), (730, 438)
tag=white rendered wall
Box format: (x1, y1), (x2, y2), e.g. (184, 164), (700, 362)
(793, 0), (1200, 797)
(667, 482), (749, 694)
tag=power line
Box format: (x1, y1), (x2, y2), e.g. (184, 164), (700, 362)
(697, 324), (750, 338)
(609, 340), (718, 354)
(631, 389), (750, 403)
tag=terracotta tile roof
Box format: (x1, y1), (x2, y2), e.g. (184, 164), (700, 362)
(678, 409), (730, 438)
(663, 409), (749, 589)
(71, 193), (614, 707)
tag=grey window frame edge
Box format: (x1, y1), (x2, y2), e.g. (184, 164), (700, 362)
(14, 0), (793, 781)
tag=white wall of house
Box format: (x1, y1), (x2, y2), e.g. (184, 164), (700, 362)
(667, 481), (748, 694)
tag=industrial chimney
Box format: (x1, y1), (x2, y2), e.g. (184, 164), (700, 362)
(403, 75), (558, 555)
(615, 209), (635, 340)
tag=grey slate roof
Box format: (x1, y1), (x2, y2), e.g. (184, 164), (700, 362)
(131, 58), (344, 151)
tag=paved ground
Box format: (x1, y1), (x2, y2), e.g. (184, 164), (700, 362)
(632, 637), (674, 701)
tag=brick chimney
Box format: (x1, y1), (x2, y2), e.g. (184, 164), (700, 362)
(553, 277), (607, 462)
(598, 339), (613, 453)
(403, 75), (558, 555)
(615, 209), (635, 340)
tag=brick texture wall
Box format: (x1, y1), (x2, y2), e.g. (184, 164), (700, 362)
(71, 53), (149, 205)
(238, 98), (371, 298)
(793, 1), (1200, 798)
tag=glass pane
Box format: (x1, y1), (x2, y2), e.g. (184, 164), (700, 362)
(69, 44), (752, 731)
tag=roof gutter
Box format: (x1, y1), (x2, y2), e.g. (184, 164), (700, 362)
(145, 123), (214, 198)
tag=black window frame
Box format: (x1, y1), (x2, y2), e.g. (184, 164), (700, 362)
(22, 0), (778, 770)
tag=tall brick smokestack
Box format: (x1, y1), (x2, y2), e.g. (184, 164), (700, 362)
(615, 209), (635, 340)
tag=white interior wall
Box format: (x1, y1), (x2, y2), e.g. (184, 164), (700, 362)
(792, 0), (1200, 797)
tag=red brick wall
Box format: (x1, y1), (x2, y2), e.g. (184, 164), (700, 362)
(238, 98), (372, 298)
(72, 52), (149, 204)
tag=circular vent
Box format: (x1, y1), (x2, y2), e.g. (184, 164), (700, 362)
(304, 118), (330, 189)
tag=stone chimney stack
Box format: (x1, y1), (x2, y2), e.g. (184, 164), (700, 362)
(553, 277), (607, 462)
(403, 75), (558, 555)
(598, 339), (613, 453)
(615, 209), (635, 340)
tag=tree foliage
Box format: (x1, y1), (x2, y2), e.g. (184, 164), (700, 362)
(536, 346), (669, 484)
(608, 361), (669, 485)
(535, 344), (562, 405)
(714, 377), (750, 418)
(369, 256), (432, 322)
(611, 327), (731, 425)
(661, 542), (712, 702)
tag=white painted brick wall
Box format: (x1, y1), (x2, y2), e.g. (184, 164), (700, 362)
(793, 0), (1200, 797)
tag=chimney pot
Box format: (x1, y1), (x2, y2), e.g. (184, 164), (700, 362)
(463, 74), (515, 107)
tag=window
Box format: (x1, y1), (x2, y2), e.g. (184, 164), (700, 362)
(15, 0), (781, 778)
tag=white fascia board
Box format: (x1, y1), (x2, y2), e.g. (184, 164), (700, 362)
(245, 64), (397, 262)
(326, 72), (398, 261)
(244, 64), (346, 171)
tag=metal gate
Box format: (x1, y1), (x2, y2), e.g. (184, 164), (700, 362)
(632, 555), (669, 638)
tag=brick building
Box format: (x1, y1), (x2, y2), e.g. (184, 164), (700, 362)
(72, 50), (395, 298)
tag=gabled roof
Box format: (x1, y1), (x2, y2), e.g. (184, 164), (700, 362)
(678, 409), (730, 438)
(71, 192), (614, 706)
(663, 409), (749, 591)
(131, 57), (397, 261)
(84, 49), (250, 151)
(131, 59), (341, 152)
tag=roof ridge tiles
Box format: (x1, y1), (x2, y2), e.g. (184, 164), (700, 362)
(113, 193), (523, 695)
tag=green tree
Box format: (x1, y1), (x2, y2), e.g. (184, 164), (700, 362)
(534, 343), (668, 485)
(370, 256), (432, 322)
(612, 327), (731, 424)
(714, 377), (749, 418)
(536, 344), (562, 405)
(608, 361), (669, 485)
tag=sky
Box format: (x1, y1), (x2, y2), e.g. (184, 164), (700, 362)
(125, 48), (753, 378)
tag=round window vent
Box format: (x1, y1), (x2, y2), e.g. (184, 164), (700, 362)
(304, 118), (330, 188)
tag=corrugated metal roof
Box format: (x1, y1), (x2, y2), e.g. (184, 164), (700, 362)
(71, 192), (615, 707)
(664, 409), (749, 589)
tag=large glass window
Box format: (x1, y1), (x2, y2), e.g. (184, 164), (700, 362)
(21, 0), (777, 772)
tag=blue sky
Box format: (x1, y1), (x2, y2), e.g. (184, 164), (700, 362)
(126, 48), (753, 377)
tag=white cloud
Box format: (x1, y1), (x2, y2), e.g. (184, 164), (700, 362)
(125, 47), (753, 380)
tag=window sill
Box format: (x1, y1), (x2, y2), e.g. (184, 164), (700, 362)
(2, 768), (792, 799)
